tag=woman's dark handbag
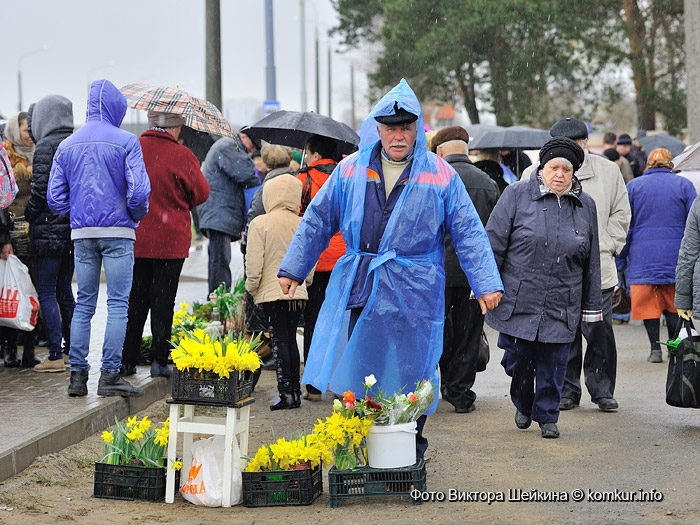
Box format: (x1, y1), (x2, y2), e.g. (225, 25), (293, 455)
(476, 330), (490, 373)
(612, 272), (631, 315)
(665, 318), (700, 408)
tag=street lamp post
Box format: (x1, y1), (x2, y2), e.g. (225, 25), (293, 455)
(17, 45), (48, 111)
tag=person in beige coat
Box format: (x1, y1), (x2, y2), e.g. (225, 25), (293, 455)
(245, 173), (313, 411)
(522, 117), (631, 413)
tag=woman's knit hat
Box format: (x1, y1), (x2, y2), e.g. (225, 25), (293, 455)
(539, 137), (585, 172)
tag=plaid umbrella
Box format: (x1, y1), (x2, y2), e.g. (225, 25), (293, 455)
(120, 83), (235, 138)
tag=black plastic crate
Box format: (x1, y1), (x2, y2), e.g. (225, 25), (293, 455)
(93, 462), (178, 502)
(242, 465), (323, 507)
(328, 460), (426, 508)
(171, 368), (253, 405)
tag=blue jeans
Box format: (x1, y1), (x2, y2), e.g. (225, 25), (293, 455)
(70, 238), (134, 373)
(35, 255), (75, 360)
(207, 229), (232, 295)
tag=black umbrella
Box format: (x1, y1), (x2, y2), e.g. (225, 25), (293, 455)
(469, 125), (551, 150)
(638, 134), (687, 158)
(242, 110), (359, 155)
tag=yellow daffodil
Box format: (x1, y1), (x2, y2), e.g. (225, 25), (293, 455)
(101, 431), (114, 444)
(127, 416), (138, 429)
(171, 461), (182, 471)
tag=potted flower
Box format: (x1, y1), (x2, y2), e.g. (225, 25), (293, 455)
(94, 416), (182, 502)
(364, 376), (436, 469)
(242, 433), (329, 506)
(170, 329), (262, 405)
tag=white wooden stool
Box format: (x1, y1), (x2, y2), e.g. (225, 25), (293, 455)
(165, 397), (254, 507)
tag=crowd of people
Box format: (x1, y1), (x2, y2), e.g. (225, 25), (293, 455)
(1, 77), (698, 457)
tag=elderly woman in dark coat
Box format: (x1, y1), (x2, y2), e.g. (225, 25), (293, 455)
(485, 138), (602, 439)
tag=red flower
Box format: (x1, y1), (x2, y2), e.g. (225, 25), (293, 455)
(364, 396), (382, 410)
(343, 391), (356, 404)
(408, 394), (418, 402)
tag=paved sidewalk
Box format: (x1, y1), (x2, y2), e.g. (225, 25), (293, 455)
(0, 239), (245, 482)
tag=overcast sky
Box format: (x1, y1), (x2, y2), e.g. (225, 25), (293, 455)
(2, 0), (371, 129)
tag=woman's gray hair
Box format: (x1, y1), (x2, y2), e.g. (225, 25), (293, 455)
(544, 157), (573, 169)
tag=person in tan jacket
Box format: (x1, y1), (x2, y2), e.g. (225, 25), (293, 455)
(245, 173), (313, 411)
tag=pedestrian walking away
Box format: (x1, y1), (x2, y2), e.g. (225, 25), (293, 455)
(48, 79), (151, 398)
(25, 98), (76, 372)
(617, 148), (696, 363)
(246, 174), (313, 411)
(278, 79), (503, 460)
(431, 126), (499, 413)
(120, 111), (209, 379)
(196, 135), (259, 295)
(297, 135), (345, 402)
(486, 137), (603, 439)
(522, 117), (631, 412)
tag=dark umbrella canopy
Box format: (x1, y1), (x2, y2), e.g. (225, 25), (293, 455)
(243, 110), (359, 155)
(469, 125), (551, 150)
(464, 124), (503, 148)
(638, 134), (687, 158)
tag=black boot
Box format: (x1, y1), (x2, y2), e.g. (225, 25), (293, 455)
(68, 370), (89, 397)
(270, 392), (295, 411)
(97, 371), (145, 397)
(21, 343), (41, 368)
(292, 390), (301, 408)
(3, 345), (20, 368)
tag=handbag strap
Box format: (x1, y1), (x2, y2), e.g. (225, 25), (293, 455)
(671, 316), (695, 341)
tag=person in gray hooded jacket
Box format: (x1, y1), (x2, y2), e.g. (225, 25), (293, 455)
(675, 196), (700, 322)
(25, 95), (76, 373)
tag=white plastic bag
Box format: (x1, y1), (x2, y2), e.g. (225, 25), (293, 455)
(0, 255), (39, 331)
(180, 435), (243, 507)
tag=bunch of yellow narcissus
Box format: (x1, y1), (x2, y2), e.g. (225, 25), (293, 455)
(313, 410), (374, 449)
(245, 434), (333, 472)
(170, 329), (261, 377)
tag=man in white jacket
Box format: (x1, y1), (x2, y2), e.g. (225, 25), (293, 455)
(521, 117), (631, 412)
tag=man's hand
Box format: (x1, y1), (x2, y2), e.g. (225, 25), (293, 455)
(477, 291), (503, 315)
(279, 277), (298, 298)
(678, 308), (693, 321)
(0, 243), (13, 260)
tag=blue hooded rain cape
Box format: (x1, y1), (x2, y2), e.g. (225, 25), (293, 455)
(279, 79), (503, 413)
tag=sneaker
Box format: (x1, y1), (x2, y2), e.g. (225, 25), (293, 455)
(97, 371), (144, 397)
(647, 350), (663, 363)
(68, 370), (89, 397)
(150, 362), (172, 378)
(34, 357), (66, 373)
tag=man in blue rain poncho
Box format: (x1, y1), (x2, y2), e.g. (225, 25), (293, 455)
(278, 80), (503, 460)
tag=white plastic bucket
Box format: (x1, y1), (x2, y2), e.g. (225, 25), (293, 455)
(366, 421), (417, 468)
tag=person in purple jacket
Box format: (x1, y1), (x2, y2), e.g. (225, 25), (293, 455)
(617, 148), (697, 363)
(48, 79), (151, 398)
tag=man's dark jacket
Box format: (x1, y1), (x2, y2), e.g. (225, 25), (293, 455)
(444, 153), (499, 288)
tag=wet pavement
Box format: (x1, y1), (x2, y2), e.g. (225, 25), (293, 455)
(0, 239), (244, 481)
